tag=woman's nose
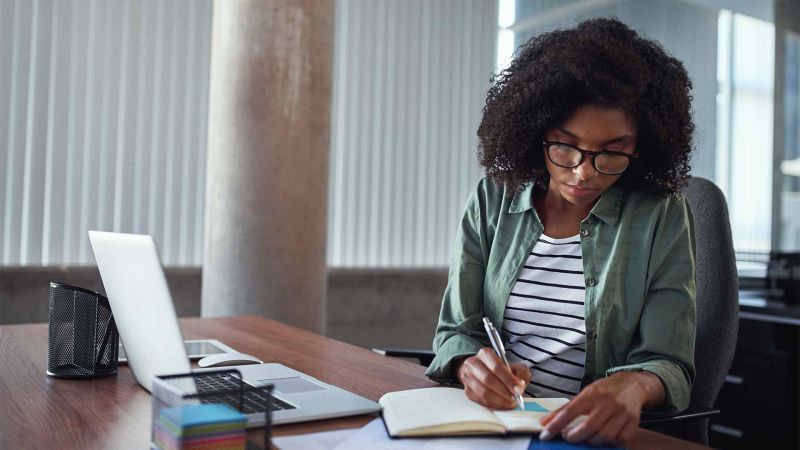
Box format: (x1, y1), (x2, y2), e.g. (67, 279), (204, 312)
(573, 155), (598, 180)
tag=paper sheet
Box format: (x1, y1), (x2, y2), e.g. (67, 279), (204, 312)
(331, 418), (532, 450)
(272, 427), (357, 450)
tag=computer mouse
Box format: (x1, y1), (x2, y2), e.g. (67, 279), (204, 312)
(197, 352), (263, 368)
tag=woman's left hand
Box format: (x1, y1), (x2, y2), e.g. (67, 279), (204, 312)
(538, 371), (664, 447)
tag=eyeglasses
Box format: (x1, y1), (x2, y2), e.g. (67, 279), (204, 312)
(542, 141), (638, 175)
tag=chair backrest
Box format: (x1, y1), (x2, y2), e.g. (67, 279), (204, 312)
(679, 176), (740, 443)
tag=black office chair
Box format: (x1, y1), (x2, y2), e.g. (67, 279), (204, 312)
(640, 176), (739, 445)
(374, 176), (739, 446)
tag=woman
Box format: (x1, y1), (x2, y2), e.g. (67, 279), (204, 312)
(425, 18), (696, 447)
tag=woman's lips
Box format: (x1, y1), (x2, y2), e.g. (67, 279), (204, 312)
(565, 184), (599, 197)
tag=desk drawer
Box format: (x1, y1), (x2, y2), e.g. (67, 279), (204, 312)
(710, 317), (799, 450)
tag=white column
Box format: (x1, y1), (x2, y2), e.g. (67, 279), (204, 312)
(202, 0), (333, 333)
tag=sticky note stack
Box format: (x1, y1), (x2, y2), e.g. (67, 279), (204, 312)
(153, 403), (247, 450)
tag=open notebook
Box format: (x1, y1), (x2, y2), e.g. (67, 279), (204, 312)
(378, 387), (569, 437)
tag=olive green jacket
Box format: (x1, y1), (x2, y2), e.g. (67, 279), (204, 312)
(425, 178), (696, 414)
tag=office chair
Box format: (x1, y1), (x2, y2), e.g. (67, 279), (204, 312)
(640, 176), (739, 445)
(374, 176), (739, 446)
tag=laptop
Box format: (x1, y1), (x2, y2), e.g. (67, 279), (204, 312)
(88, 230), (379, 426)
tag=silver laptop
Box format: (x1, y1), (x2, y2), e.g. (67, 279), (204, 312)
(88, 230), (379, 426)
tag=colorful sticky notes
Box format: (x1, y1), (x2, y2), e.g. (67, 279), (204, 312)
(153, 403), (247, 450)
(515, 401), (550, 412)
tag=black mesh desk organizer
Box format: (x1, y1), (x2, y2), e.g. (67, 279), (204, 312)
(47, 282), (118, 378)
(151, 369), (276, 449)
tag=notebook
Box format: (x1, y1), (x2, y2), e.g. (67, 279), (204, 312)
(378, 387), (569, 437)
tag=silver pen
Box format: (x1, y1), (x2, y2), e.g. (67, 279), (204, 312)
(482, 317), (525, 411)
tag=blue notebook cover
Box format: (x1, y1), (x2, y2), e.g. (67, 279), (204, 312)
(529, 439), (624, 450)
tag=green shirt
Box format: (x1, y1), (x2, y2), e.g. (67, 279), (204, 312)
(425, 177), (696, 414)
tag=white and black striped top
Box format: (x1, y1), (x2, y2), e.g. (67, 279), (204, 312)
(502, 234), (586, 398)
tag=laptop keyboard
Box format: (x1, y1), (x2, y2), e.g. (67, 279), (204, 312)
(195, 373), (297, 413)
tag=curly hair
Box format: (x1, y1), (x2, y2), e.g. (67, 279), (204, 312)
(478, 17), (694, 195)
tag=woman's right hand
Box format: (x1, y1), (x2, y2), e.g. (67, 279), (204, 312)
(455, 347), (531, 410)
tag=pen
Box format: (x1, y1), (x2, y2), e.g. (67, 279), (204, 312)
(482, 317), (525, 411)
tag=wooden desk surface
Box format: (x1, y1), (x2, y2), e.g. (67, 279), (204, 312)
(0, 316), (707, 449)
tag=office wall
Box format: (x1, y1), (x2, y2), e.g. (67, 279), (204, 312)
(0, 0), (212, 266)
(327, 0), (498, 267)
(0, 266), (445, 351)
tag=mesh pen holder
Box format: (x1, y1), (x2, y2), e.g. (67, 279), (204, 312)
(47, 282), (119, 378)
(151, 369), (273, 450)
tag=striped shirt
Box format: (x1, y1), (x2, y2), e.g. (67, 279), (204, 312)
(502, 234), (586, 398)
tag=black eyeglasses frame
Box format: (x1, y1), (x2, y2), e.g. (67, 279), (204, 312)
(542, 140), (639, 175)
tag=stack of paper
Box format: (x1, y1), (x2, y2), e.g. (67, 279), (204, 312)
(153, 403), (248, 450)
(273, 418), (532, 450)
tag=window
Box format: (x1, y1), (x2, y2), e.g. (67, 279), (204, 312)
(716, 11), (775, 275)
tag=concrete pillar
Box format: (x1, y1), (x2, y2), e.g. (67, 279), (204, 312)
(202, 0), (333, 333)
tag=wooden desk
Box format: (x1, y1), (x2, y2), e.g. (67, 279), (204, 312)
(0, 316), (707, 449)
